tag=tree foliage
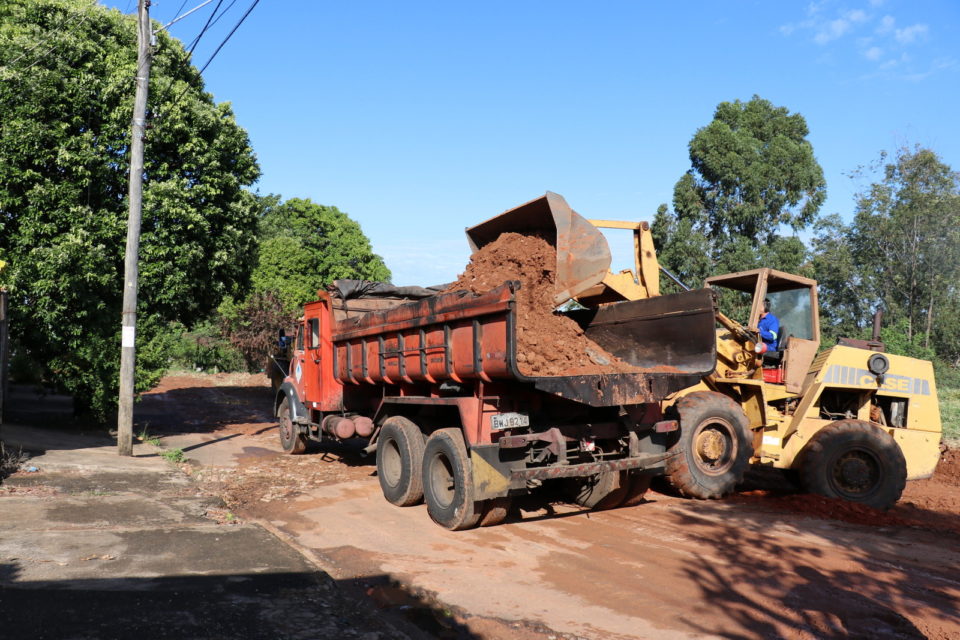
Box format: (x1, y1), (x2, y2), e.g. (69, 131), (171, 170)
(251, 196), (391, 311)
(819, 147), (960, 360)
(218, 291), (293, 374)
(654, 96), (826, 287)
(0, 0), (260, 417)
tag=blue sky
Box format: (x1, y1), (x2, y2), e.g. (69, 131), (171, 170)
(102, 0), (959, 286)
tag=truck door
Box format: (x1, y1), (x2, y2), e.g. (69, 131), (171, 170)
(298, 314), (322, 405)
(291, 319), (308, 401)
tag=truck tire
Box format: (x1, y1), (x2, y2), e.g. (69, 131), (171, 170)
(278, 396), (306, 454)
(565, 470), (631, 510)
(478, 497), (512, 527)
(665, 391), (753, 499)
(799, 420), (906, 510)
(376, 416), (425, 507)
(620, 473), (653, 508)
(422, 428), (482, 530)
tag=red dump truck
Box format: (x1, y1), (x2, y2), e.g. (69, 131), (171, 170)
(275, 194), (733, 529)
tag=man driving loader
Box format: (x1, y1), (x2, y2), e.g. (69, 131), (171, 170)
(758, 297), (780, 351)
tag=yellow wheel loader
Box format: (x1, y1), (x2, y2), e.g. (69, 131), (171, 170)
(476, 194), (941, 510)
(581, 226), (941, 510)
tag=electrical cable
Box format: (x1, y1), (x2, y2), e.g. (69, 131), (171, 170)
(197, 0), (260, 73)
(7, 5), (88, 68)
(164, 0), (259, 111)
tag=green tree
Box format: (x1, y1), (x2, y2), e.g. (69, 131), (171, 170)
(654, 96), (826, 287)
(810, 214), (872, 342)
(0, 0), (260, 417)
(848, 147), (960, 355)
(251, 196), (391, 311)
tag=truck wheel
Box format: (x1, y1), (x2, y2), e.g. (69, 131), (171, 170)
(665, 391), (753, 499)
(376, 416), (425, 507)
(478, 497), (512, 527)
(278, 396), (306, 454)
(799, 420), (906, 510)
(422, 428), (482, 530)
(620, 473), (653, 508)
(565, 470), (631, 510)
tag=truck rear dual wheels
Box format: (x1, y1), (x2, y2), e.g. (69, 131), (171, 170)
(422, 428), (484, 530)
(376, 417), (426, 507)
(799, 420), (906, 510)
(665, 391), (753, 499)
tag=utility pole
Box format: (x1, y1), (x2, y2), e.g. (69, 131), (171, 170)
(118, 0), (152, 456)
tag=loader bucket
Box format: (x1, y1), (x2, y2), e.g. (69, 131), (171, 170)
(567, 288), (718, 374)
(465, 192), (612, 305)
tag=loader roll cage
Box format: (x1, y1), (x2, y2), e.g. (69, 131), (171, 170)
(705, 268), (820, 346)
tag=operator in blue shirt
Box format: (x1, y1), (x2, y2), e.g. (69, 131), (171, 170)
(758, 298), (780, 351)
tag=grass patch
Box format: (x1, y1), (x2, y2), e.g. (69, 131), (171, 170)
(940, 386), (960, 445)
(136, 428), (162, 447)
(160, 448), (184, 464)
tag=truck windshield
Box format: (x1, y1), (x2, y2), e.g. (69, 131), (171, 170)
(767, 288), (813, 341)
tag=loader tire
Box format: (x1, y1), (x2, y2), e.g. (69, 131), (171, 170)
(665, 391), (753, 499)
(565, 470), (631, 510)
(422, 429), (483, 530)
(376, 416), (426, 507)
(799, 420), (906, 510)
(278, 396), (306, 455)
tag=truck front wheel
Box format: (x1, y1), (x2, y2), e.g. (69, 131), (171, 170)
(665, 391), (753, 499)
(422, 428), (482, 530)
(799, 420), (906, 510)
(278, 396), (306, 455)
(376, 416), (426, 507)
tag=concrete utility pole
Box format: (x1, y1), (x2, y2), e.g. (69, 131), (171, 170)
(118, 0), (152, 456)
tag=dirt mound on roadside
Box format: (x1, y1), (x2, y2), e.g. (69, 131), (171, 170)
(447, 232), (641, 377)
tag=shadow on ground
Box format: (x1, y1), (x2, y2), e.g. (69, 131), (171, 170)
(0, 561), (484, 640)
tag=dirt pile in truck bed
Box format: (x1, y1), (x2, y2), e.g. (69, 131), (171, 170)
(447, 232), (641, 377)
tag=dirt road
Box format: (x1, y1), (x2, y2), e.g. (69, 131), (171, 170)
(140, 374), (960, 639)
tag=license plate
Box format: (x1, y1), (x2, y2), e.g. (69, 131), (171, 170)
(491, 412), (529, 430)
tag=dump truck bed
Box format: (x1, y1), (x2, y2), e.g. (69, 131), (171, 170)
(328, 282), (717, 407)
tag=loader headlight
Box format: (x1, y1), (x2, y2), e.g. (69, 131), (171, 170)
(867, 353), (889, 376)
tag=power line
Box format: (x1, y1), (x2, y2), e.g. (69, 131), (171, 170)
(7, 5), (90, 69)
(163, 0), (259, 111)
(198, 0), (261, 73)
(185, 0), (226, 56)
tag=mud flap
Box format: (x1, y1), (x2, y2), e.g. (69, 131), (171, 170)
(470, 446), (513, 500)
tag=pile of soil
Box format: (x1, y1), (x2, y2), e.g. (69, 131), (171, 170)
(448, 232), (641, 377)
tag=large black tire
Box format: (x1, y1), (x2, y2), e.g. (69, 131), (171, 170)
(376, 416), (426, 507)
(565, 470), (631, 510)
(422, 428), (482, 530)
(799, 420), (907, 510)
(665, 391), (753, 499)
(478, 497), (513, 527)
(620, 473), (653, 508)
(278, 396), (306, 454)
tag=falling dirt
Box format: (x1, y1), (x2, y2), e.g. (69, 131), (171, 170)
(448, 232), (640, 377)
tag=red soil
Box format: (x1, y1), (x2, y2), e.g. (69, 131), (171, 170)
(448, 232), (640, 377)
(732, 446), (960, 534)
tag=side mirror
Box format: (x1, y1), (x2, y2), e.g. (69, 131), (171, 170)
(278, 329), (291, 349)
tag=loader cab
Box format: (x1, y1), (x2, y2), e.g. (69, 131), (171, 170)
(705, 268), (820, 393)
